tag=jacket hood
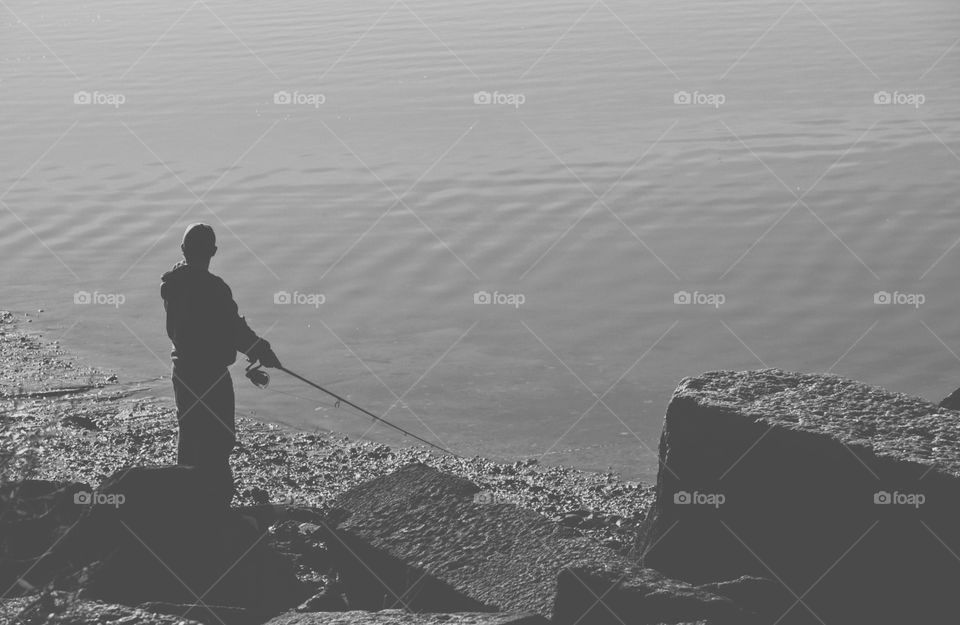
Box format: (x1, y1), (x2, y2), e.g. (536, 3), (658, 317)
(160, 261), (212, 299)
(161, 260), (191, 283)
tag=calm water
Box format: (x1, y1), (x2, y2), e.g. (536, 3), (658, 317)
(2, 0), (959, 480)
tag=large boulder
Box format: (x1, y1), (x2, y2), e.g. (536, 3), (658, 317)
(325, 463), (748, 624)
(638, 369), (960, 624)
(5, 466), (308, 618)
(939, 385), (960, 410)
(0, 480), (90, 593)
(0, 481), (89, 554)
(88, 466), (308, 615)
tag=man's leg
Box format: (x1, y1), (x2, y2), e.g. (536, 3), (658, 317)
(172, 365), (236, 505)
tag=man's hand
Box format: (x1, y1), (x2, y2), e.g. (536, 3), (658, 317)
(258, 346), (282, 369)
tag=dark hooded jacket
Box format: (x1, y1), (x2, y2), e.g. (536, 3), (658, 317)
(160, 261), (268, 370)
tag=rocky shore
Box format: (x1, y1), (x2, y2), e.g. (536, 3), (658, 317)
(1, 308), (660, 624)
(7, 306), (960, 624)
(0, 309), (652, 551)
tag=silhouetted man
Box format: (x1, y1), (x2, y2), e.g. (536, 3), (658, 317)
(161, 223), (280, 504)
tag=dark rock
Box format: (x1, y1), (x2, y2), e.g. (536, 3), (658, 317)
(639, 369), (960, 625)
(553, 562), (742, 625)
(246, 487), (271, 506)
(265, 610), (547, 624)
(75, 466), (231, 605)
(326, 463), (745, 623)
(560, 513), (583, 527)
(940, 386), (960, 411)
(232, 503), (330, 534)
(296, 544), (332, 574)
(138, 601), (254, 625)
(61, 415), (99, 431)
(0, 481), (88, 555)
(298, 522), (323, 535)
(696, 576), (793, 622)
(0, 480), (90, 592)
(6, 466), (308, 618)
(296, 585), (349, 612)
(85, 466), (308, 615)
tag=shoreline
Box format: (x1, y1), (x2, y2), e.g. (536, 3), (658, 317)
(27, 304), (656, 481)
(0, 308), (653, 553)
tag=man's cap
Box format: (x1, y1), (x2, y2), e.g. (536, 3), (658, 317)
(182, 223), (216, 253)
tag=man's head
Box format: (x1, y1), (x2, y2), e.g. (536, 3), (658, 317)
(181, 223), (217, 267)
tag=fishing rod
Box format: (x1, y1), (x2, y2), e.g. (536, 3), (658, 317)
(246, 360), (461, 458)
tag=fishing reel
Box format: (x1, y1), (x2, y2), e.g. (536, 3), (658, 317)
(245, 359), (270, 388)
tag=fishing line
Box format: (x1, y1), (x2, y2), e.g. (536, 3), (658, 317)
(258, 385), (342, 412)
(245, 361), (461, 458)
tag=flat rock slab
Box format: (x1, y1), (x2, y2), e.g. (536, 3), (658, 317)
(639, 369), (960, 624)
(265, 610), (546, 624)
(326, 463), (744, 624)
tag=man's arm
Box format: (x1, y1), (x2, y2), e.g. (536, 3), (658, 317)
(160, 283), (176, 345)
(224, 284), (281, 367)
